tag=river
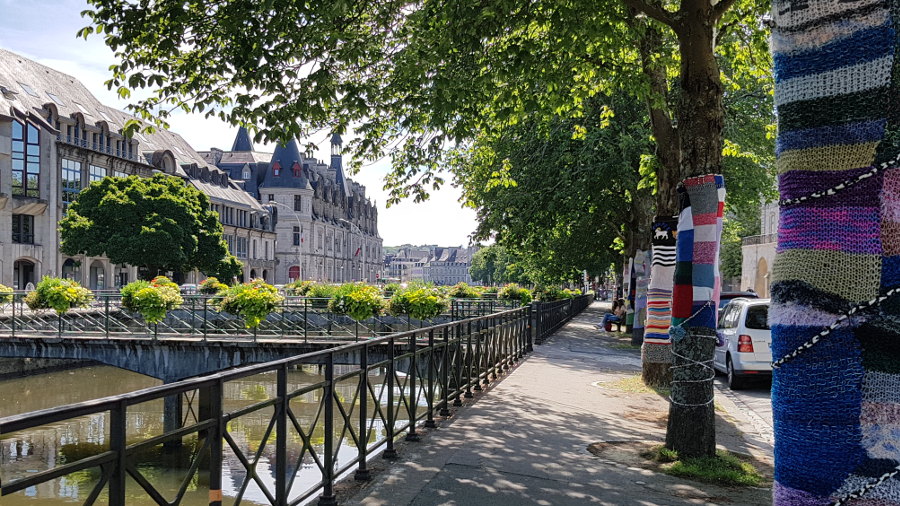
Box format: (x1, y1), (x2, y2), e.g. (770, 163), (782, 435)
(0, 363), (409, 504)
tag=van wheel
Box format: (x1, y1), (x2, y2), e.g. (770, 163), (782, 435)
(727, 357), (747, 390)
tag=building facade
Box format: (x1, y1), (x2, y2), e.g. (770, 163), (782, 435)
(386, 246), (474, 286)
(202, 131), (383, 284)
(740, 202), (778, 297)
(0, 48), (276, 289)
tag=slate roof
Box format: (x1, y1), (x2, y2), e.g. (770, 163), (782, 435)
(231, 126), (255, 152)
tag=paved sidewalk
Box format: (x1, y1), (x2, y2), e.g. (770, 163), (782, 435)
(342, 302), (773, 506)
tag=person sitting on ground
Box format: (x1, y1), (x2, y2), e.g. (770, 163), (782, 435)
(601, 299), (625, 331)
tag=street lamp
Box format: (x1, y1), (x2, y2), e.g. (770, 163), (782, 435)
(267, 200), (304, 282)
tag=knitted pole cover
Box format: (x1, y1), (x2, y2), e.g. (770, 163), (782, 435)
(771, 1), (900, 504)
(671, 175), (726, 330)
(633, 249), (650, 343)
(644, 217), (678, 363)
(627, 256), (636, 328)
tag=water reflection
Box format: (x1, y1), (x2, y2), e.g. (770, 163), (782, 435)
(1, 364), (430, 505)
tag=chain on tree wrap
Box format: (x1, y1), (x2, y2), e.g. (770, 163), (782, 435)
(771, 0), (900, 503)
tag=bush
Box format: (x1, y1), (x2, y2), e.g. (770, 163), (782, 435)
(481, 286), (499, 296)
(498, 283), (532, 305)
(307, 283), (339, 299)
(217, 279), (284, 328)
(0, 284), (12, 305)
(286, 279), (315, 296)
(199, 277), (227, 295)
(121, 277), (183, 324)
(24, 277), (93, 314)
(448, 282), (480, 299)
(382, 282), (401, 296)
(388, 286), (450, 320)
(328, 283), (384, 321)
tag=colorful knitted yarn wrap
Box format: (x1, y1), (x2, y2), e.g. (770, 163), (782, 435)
(627, 256), (636, 327)
(623, 256), (633, 319)
(633, 249), (650, 342)
(772, 1), (900, 503)
(644, 217), (678, 363)
(670, 175), (726, 329)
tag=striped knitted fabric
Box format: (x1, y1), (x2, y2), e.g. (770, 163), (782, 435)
(644, 217), (678, 363)
(633, 249), (650, 342)
(772, 0), (900, 503)
(671, 175), (726, 330)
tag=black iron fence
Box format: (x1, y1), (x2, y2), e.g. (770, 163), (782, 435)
(533, 294), (593, 344)
(0, 294), (521, 341)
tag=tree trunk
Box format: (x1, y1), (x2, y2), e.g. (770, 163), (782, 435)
(769, 4), (900, 504)
(664, 4), (724, 459)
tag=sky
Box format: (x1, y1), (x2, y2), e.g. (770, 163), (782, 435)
(0, 0), (480, 247)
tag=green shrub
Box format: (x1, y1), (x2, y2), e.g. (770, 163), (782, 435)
(199, 277), (227, 295)
(388, 287), (450, 320)
(217, 279), (284, 328)
(307, 283), (339, 299)
(121, 276), (183, 324)
(448, 282), (480, 299)
(0, 284), (12, 305)
(498, 283), (532, 305)
(382, 282), (401, 295)
(328, 283), (384, 321)
(286, 280), (315, 296)
(24, 277), (93, 314)
(481, 286), (499, 296)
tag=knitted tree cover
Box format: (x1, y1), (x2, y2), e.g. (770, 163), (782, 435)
(671, 175), (726, 330)
(633, 249), (650, 344)
(772, 1), (900, 504)
(644, 217), (678, 364)
(627, 256), (636, 329)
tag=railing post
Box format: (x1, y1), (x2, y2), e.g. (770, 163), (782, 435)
(202, 298), (208, 341)
(425, 328), (437, 428)
(453, 322), (464, 406)
(440, 325), (452, 416)
(465, 321), (474, 398)
(472, 319), (483, 392)
(201, 379), (224, 506)
(406, 332), (420, 441)
(275, 365), (288, 504)
(383, 337), (398, 459)
(104, 295), (110, 338)
(319, 354), (337, 505)
(109, 401), (127, 505)
(190, 296), (195, 336)
(304, 298), (309, 343)
(355, 343), (371, 480)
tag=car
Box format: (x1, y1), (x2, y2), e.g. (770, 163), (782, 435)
(718, 290), (759, 309)
(713, 297), (771, 390)
(179, 283), (198, 295)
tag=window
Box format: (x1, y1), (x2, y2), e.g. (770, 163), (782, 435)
(62, 159), (82, 204)
(99, 111), (114, 123)
(745, 305), (770, 330)
(236, 237), (248, 258)
(268, 194), (274, 202)
(46, 92), (65, 106)
(242, 167), (251, 179)
(265, 241), (269, 260)
(272, 162), (281, 176)
(12, 120), (40, 197)
(18, 82), (39, 97)
(74, 102), (92, 117)
(114, 171), (127, 178)
(293, 226), (301, 246)
(294, 194), (302, 211)
(12, 214), (34, 244)
(89, 165), (107, 182)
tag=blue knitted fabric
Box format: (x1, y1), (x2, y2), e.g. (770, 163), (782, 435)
(772, 0), (900, 503)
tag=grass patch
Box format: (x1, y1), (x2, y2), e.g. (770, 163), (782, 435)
(600, 375), (671, 398)
(643, 446), (763, 487)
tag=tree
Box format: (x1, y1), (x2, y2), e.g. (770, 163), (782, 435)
(81, 0), (767, 460)
(60, 174), (242, 280)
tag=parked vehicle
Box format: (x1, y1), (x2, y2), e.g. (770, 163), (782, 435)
(179, 284), (198, 295)
(714, 298), (771, 390)
(718, 291), (759, 309)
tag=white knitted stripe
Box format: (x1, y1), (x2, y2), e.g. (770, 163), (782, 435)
(773, 0), (883, 28)
(771, 8), (888, 53)
(775, 55), (892, 107)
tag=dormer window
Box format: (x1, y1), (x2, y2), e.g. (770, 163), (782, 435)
(272, 161), (281, 176)
(242, 166), (251, 179)
(292, 162), (302, 177)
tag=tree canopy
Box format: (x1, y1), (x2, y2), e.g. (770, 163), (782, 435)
(59, 174), (243, 280)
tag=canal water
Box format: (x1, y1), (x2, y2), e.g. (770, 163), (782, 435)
(0, 364), (412, 505)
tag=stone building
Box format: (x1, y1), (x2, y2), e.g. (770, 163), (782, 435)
(201, 131), (383, 284)
(740, 202), (777, 297)
(0, 48), (275, 289)
(388, 246), (474, 286)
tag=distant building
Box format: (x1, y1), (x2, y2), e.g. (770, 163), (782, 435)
(201, 131), (383, 284)
(740, 202), (777, 297)
(0, 48), (275, 289)
(386, 246), (475, 286)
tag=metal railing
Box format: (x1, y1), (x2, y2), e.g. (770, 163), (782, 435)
(0, 294), (522, 341)
(533, 294), (593, 344)
(0, 307), (532, 505)
(741, 233), (777, 246)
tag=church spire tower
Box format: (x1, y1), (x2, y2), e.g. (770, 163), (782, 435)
(330, 132), (343, 170)
(231, 126), (255, 152)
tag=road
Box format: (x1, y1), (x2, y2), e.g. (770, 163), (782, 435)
(715, 375), (773, 445)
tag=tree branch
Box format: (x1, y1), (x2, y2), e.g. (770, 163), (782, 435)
(620, 0), (678, 29)
(712, 0), (739, 23)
